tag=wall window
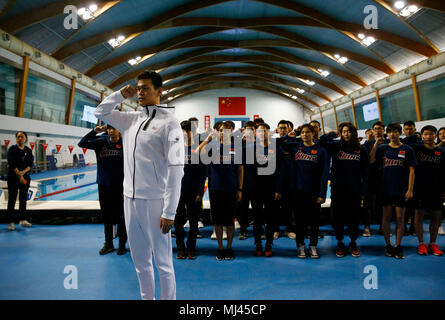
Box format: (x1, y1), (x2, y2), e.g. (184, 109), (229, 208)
(355, 99), (379, 130)
(71, 91), (100, 129)
(322, 112), (337, 132)
(380, 86), (417, 124)
(0, 61), (21, 116)
(23, 72), (69, 124)
(336, 107), (354, 125)
(418, 75), (445, 120)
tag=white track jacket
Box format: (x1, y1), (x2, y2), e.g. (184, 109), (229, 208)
(94, 90), (184, 220)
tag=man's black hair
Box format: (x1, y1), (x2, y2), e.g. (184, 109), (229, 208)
(136, 70), (163, 89)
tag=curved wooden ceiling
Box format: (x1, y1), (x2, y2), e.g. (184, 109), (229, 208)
(1, 0), (444, 110)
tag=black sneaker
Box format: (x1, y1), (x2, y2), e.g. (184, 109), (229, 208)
(385, 244), (394, 257)
(216, 249), (225, 261)
(116, 244), (127, 255)
(99, 244), (114, 255)
(393, 246), (405, 259)
(224, 248), (235, 260)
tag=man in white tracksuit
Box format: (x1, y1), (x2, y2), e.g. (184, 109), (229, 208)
(94, 70), (184, 300)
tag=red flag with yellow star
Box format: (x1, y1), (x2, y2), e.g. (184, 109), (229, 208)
(218, 97), (246, 115)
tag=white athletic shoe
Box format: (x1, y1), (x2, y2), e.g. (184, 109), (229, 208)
(309, 246), (320, 259)
(439, 226), (445, 235)
(297, 245), (306, 259)
(211, 230), (217, 240)
(234, 220), (240, 229)
(183, 220), (190, 228)
(198, 221), (204, 229)
(8, 223), (15, 231)
(19, 220), (32, 227)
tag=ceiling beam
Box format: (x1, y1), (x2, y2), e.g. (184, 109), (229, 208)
(52, 0), (232, 60)
(254, 0), (438, 57)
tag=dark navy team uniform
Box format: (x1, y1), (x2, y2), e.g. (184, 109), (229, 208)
(251, 140), (280, 245)
(7, 144), (34, 223)
(282, 141), (330, 247)
(78, 130), (126, 248)
(375, 143), (417, 207)
(409, 144), (445, 210)
(207, 139), (241, 226)
(319, 133), (368, 242)
(174, 145), (207, 252)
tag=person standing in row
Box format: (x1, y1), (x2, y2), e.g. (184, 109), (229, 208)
(278, 124), (329, 259)
(370, 123), (416, 259)
(403, 125), (444, 256)
(78, 124), (127, 255)
(319, 123), (368, 258)
(94, 70), (184, 300)
(199, 122), (244, 260)
(174, 120), (206, 260)
(7, 131), (34, 231)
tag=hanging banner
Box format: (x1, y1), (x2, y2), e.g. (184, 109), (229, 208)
(204, 115), (210, 130)
(29, 142), (35, 150)
(4, 140), (10, 149)
(56, 145), (62, 153)
(42, 143), (48, 151)
(68, 145), (74, 154)
(82, 148), (87, 154)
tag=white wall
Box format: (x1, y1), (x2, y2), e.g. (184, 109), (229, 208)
(168, 88), (311, 132)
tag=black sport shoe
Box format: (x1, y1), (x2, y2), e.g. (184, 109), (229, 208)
(224, 248), (235, 260)
(116, 244), (127, 255)
(99, 244), (114, 255)
(393, 246), (405, 259)
(216, 249), (225, 261)
(385, 244), (394, 257)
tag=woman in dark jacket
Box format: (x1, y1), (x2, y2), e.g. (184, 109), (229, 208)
(7, 131), (34, 231)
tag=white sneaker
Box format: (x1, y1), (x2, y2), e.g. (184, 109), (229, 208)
(211, 231), (217, 240)
(297, 244), (306, 259)
(198, 221), (204, 229)
(183, 220), (190, 228)
(19, 220), (32, 227)
(438, 226), (445, 235)
(8, 223), (15, 231)
(234, 220), (240, 229)
(309, 246), (320, 259)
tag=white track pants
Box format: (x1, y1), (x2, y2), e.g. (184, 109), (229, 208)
(124, 197), (176, 300)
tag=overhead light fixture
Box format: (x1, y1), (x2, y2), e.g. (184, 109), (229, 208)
(291, 96), (297, 100)
(359, 34), (376, 47)
(108, 35), (125, 48)
(168, 97), (173, 101)
(128, 56), (142, 66)
(296, 88), (305, 94)
(394, 1), (405, 10)
(318, 69), (330, 77)
(162, 90), (168, 95)
(305, 79), (315, 86)
(77, 4), (98, 20)
(334, 54), (348, 64)
(394, 1), (420, 18)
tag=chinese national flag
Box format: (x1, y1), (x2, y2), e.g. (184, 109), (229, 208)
(219, 97), (246, 115)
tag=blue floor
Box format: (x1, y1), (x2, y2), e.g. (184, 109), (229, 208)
(0, 223), (444, 300)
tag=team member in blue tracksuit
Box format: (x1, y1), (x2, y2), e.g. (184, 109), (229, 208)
(370, 123), (417, 259)
(7, 131), (34, 231)
(403, 125), (444, 256)
(174, 120), (207, 260)
(362, 121), (389, 236)
(251, 123), (280, 257)
(278, 123), (330, 259)
(78, 124), (127, 255)
(319, 122), (368, 258)
(199, 122), (243, 261)
(236, 121), (257, 240)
